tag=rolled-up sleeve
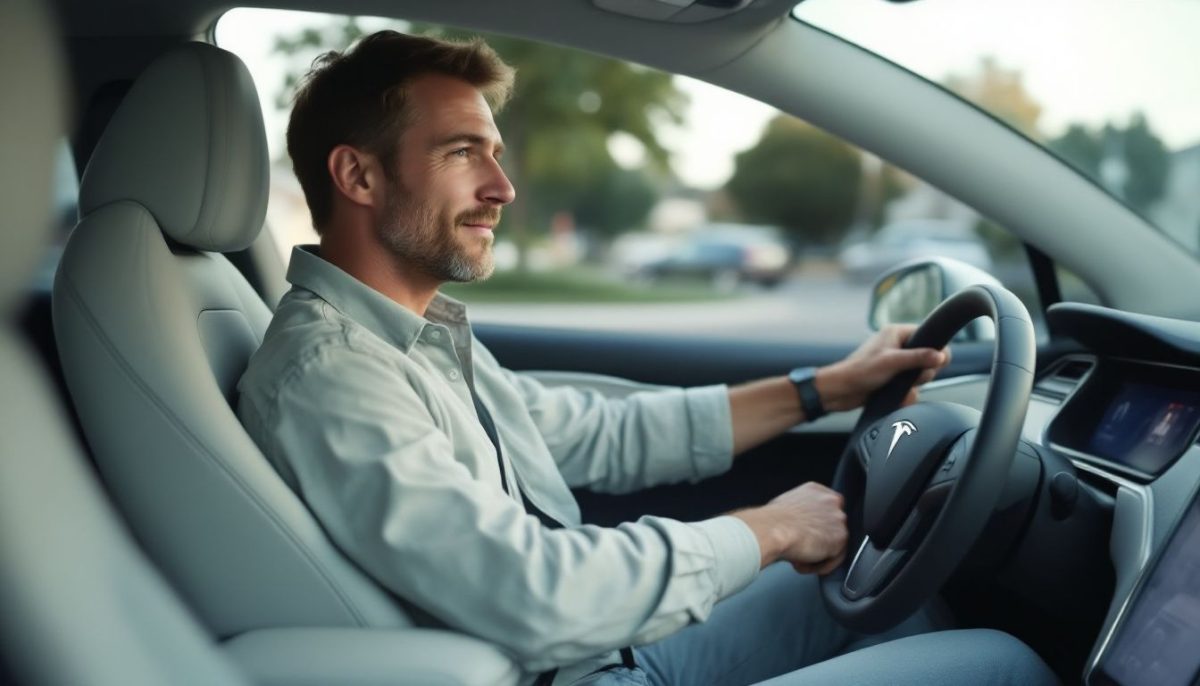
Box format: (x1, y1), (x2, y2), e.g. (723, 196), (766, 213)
(500, 368), (735, 494)
(259, 345), (758, 672)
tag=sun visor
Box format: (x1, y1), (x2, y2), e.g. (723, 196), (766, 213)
(593, 0), (756, 23)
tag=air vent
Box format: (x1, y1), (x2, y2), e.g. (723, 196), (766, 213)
(1034, 357), (1094, 401)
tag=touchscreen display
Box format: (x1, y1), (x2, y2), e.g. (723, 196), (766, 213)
(1088, 383), (1200, 474)
(1094, 495), (1200, 686)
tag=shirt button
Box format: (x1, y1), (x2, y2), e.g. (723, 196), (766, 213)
(447, 369), (460, 381)
(429, 329), (442, 340)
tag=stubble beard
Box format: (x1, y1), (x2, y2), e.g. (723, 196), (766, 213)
(377, 185), (497, 283)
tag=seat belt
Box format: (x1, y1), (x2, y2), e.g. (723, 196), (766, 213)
(469, 389), (636, 685)
(470, 389), (564, 529)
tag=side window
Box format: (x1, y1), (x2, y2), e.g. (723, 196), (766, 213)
(216, 8), (1045, 345)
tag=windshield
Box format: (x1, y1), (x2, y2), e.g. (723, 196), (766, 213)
(792, 0), (1200, 259)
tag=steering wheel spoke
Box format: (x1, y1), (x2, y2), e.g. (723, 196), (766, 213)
(842, 536), (906, 601)
(843, 499), (933, 600)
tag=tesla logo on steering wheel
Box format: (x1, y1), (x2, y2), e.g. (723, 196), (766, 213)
(886, 420), (918, 461)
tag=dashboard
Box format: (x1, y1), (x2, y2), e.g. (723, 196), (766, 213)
(881, 302), (1200, 686)
(1017, 303), (1200, 686)
(1048, 359), (1200, 480)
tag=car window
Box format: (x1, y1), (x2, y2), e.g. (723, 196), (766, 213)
(215, 8), (1047, 344)
(792, 0), (1200, 271)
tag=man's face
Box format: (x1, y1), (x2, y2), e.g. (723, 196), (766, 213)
(376, 73), (515, 283)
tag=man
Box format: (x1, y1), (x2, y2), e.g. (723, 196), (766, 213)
(238, 30), (1058, 686)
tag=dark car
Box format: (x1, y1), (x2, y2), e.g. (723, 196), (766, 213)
(639, 226), (791, 291)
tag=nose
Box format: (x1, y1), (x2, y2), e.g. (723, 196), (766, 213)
(480, 156), (516, 206)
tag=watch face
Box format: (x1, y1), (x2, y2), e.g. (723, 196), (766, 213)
(790, 367), (817, 384)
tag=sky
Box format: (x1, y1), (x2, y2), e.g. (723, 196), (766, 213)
(216, 1), (1199, 190)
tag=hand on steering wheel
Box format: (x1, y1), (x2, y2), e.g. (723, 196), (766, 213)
(819, 284), (1035, 633)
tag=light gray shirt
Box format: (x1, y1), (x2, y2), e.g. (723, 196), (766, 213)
(237, 246), (760, 680)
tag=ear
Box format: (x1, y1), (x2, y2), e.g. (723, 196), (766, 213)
(327, 144), (384, 209)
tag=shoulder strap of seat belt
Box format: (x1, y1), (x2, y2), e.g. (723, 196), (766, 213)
(471, 390), (637, 683)
(470, 389), (565, 530)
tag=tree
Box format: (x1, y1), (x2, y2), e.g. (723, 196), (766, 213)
(724, 116), (862, 246)
(1121, 113), (1170, 213)
(1047, 114), (1170, 214)
(271, 17), (685, 267)
(943, 57), (1043, 139)
(862, 161), (912, 232)
(572, 164), (658, 238)
(1048, 124), (1103, 180)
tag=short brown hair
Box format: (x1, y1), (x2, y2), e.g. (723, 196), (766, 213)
(286, 30), (515, 232)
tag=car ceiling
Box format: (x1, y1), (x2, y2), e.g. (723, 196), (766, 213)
(48, 0), (1200, 323)
(51, 0), (793, 74)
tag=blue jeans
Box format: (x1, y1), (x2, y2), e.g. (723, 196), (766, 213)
(575, 563), (1058, 686)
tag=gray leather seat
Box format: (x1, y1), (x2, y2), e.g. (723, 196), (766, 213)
(0, 2), (247, 683)
(52, 40), (519, 685)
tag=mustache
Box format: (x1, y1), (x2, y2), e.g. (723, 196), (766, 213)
(456, 207), (502, 227)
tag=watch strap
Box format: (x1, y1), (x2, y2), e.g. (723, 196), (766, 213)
(788, 366), (826, 422)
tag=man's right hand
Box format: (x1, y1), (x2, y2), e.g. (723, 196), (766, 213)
(732, 481), (848, 575)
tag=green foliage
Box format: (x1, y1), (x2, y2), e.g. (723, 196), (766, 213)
(1122, 114), (1170, 212)
(572, 165), (659, 237)
(1047, 113), (1170, 214)
(1048, 124), (1103, 178)
(866, 163), (911, 231)
(724, 116), (862, 246)
(271, 17), (375, 111)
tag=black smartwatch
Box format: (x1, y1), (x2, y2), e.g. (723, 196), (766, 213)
(787, 366), (826, 422)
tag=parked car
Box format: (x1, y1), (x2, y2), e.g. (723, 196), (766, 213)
(839, 218), (993, 282)
(637, 224), (792, 291)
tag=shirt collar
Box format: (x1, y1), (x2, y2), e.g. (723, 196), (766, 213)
(285, 245), (470, 353)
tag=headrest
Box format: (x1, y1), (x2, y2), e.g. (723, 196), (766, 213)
(0, 0), (66, 313)
(79, 43), (268, 253)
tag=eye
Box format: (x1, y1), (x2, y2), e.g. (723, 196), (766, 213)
(451, 148), (470, 158)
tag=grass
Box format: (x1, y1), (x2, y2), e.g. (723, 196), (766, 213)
(441, 266), (733, 304)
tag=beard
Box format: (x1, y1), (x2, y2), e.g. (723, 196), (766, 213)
(377, 184), (499, 283)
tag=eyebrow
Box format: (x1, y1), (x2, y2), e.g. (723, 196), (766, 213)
(432, 133), (505, 155)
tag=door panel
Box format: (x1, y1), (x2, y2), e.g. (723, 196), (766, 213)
(475, 323), (994, 386)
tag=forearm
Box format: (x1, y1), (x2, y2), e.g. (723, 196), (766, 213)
(728, 368), (848, 456)
(729, 506), (787, 568)
(505, 369), (734, 492)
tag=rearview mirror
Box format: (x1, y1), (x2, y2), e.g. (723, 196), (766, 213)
(869, 257), (1001, 342)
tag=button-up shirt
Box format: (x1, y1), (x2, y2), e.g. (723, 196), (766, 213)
(237, 246), (760, 682)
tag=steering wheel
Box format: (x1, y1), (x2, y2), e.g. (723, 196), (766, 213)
(819, 284), (1036, 633)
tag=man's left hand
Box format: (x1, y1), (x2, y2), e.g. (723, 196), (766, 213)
(815, 324), (951, 413)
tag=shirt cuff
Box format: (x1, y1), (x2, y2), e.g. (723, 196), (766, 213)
(683, 384), (734, 481)
(690, 515), (760, 600)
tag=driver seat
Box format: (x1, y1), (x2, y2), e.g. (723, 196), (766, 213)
(52, 41), (518, 685)
(0, 2), (247, 683)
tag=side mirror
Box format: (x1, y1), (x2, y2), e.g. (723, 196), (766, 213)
(869, 257), (1001, 342)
